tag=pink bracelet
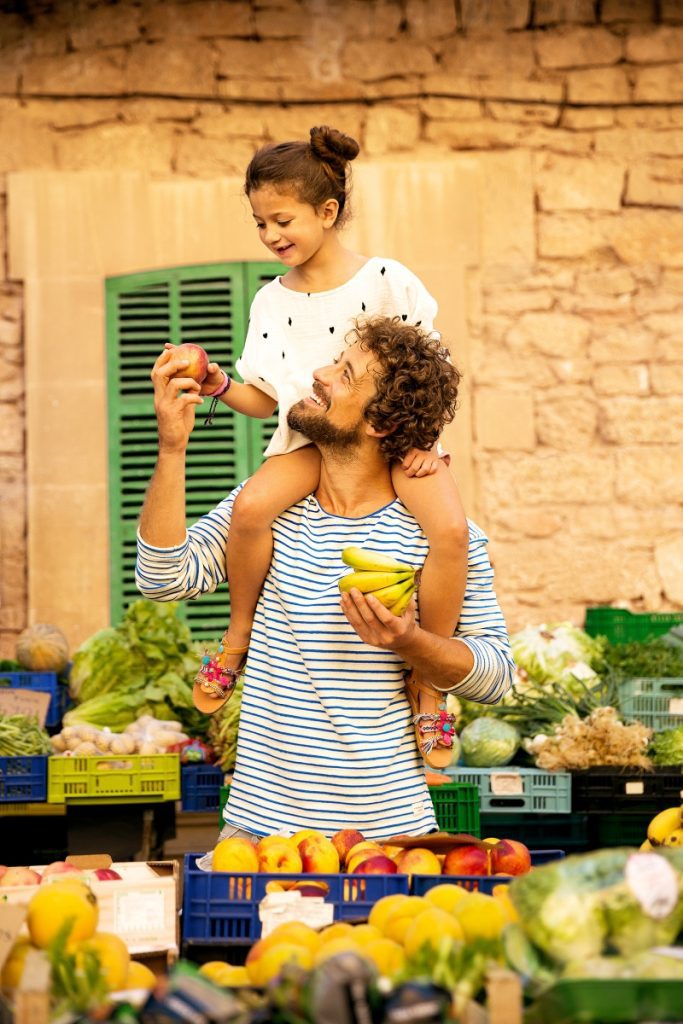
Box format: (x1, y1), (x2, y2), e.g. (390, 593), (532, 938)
(207, 370), (231, 398)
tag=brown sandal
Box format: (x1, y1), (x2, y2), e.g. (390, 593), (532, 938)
(405, 671), (457, 770)
(193, 637), (249, 715)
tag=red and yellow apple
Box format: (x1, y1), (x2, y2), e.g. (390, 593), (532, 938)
(0, 866), (42, 887)
(442, 844), (491, 877)
(351, 854), (398, 875)
(490, 839), (531, 876)
(394, 848), (442, 877)
(331, 829), (366, 865)
(213, 837), (260, 873)
(41, 861), (84, 883)
(257, 838), (303, 874)
(298, 835), (340, 874)
(171, 343), (209, 385)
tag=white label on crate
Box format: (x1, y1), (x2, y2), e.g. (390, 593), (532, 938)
(490, 773), (523, 796)
(668, 698), (683, 714)
(625, 781), (644, 795)
(113, 888), (166, 934)
(625, 853), (678, 920)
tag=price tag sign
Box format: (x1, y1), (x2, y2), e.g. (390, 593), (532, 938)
(490, 772), (524, 796)
(668, 698), (683, 715)
(625, 781), (645, 796)
(0, 904), (27, 972)
(0, 688), (51, 727)
(626, 853), (678, 920)
(114, 889), (166, 935)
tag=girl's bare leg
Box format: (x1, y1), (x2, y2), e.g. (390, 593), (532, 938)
(392, 460), (468, 643)
(221, 446), (322, 669)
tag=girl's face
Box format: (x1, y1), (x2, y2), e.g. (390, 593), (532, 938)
(249, 185), (338, 267)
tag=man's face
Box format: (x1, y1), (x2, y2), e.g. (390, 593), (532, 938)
(287, 342), (378, 453)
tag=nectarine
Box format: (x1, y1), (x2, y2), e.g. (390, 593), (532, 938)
(490, 839), (531, 876)
(394, 848), (442, 877)
(331, 829), (366, 865)
(0, 866), (42, 887)
(442, 845), (491, 877)
(351, 854), (397, 875)
(172, 343), (209, 385)
(298, 835), (339, 874)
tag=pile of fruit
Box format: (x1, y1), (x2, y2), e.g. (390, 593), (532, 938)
(642, 805), (683, 849)
(211, 826), (532, 879)
(50, 716), (188, 757)
(0, 860), (122, 887)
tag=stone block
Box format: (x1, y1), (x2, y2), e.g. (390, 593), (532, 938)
(143, 2), (253, 40)
(658, 336), (683, 362)
(567, 66), (630, 103)
(440, 32), (535, 77)
(215, 39), (311, 78)
(533, 0), (596, 24)
(535, 153), (624, 211)
(651, 363), (683, 394)
(26, 98), (120, 130)
(364, 106), (421, 155)
(342, 40), (435, 79)
(601, 0), (656, 21)
(22, 49), (127, 96)
(644, 312), (683, 337)
(484, 451), (616, 504)
(460, 0), (530, 29)
(507, 311), (590, 357)
(535, 386), (597, 448)
(127, 41), (216, 94)
(123, 98), (198, 125)
(539, 211), (683, 266)
(0, 403), (22, 454)
(616, 107), (680, 128)
(561, 106), (615, 129)
(421, 97), (482, 120)
(485, 288), (555, 314)
(474, 347), (557, 386)
(600, 396), (683, 443)
(664, 270), (683, 292)
(535, 26), (623, 68)
(338, 0), (404, 40)
(595, 127), (683, 158)
(253, 4), (310, 37)
(175, 133), (258, 176)
(577, 266), (636, 296)
(422, 72), (564, 103)
(69, 4), (140, 49)
(549, 356), (593, 383)
(487, 101), (559, 126)
(633, 63), (683, 102)
(626, 159), (683, 207)
(593, 363), (649, 395)
(0, 319), (20, 346)
(655, 536), (683, 603)
(617, 447), (683, 504)
(626, 26), (683, 61)
(590, 326), (656, 363)
(0, 379), (22, 402)
(474, 388), (535, 450)
(54, 123), (175, 175)
(405, 0), (458, 38)
(261, 105), (363, 145)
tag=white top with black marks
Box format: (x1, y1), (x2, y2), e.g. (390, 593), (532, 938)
(235, 257), (438, 458)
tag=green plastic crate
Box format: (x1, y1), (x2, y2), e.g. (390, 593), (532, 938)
(218, 782), (480, 836)
(618, 675), (683, 730)
(448, 767), (571, 813)
(480, 812), (589, 852)
(584, 606), (683, 645)
(587, 812), (650, 848)
(429, 782), (480, 835)
(48, 753), (180, 804)
(524, 978), (683, 1023)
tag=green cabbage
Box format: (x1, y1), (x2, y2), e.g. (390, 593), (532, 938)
(459, 717), (519, 767)
(651, 725), (683, 766)
(511, 622), (606, 696)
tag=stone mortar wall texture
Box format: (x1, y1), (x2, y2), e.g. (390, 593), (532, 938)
(1, 0), (682, 655)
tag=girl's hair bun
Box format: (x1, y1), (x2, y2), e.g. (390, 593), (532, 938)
(309, 125), (360, 164)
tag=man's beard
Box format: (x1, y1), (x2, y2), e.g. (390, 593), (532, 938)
(287, 400), (364, 455)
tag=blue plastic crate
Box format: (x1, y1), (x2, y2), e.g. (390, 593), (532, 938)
(181, 765), (225, 812)
(447, 766), (572, 813)
(411, 849), (565, 897)
(0, 756), (48, 803)
(182, 853), (410, 943)
(0, 671), (69, 729)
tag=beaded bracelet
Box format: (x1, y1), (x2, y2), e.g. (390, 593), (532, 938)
(204, 371), (232, 426)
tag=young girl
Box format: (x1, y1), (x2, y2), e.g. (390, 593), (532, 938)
(192, 125), (468, 768)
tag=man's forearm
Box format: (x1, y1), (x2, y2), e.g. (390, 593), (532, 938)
(138, 450), (188, 547)
(397, 627), (475, 691)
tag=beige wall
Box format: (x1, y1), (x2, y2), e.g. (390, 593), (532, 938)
(1, 0), (682, 655)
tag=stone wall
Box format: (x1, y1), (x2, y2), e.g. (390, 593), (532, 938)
(1, 0), (682, 654)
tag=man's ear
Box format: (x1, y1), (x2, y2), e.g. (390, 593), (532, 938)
(319, 198), (340, 228)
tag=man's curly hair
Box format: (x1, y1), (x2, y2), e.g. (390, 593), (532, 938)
(351, 316), (461, 462)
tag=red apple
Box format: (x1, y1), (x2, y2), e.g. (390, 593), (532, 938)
(0, 866), (42, 887)
(172, 343), (209, 385)
(351, 855), (398, 875)
(41, 861), (84, 883)
(331, 829), (366, 866)
(442, 845), (491, 877)
(93, 868), (122, 881)
(490, 839), (532, 876)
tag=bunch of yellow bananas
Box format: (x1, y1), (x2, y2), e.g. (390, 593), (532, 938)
(642, 806), (683, 849)
(338, 547), (418, 616)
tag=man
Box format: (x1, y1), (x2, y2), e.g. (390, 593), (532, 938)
(137, 316), (514, 840)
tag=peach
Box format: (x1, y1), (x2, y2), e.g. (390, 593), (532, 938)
(257, 839), (303, 874)
(172, 343), (209, 385)
(442, 845), (491, 878)
(41, 861), (84, 883)
(490, 839), (531, 876)
(381, 845), (405, 861)
(346, 847), (384, 875)
(291, 828), (322, 847)
(213, 837), (259, 873)
(331, 829), (366, 865)
(394, 848), (442, 877)
(351, 855), (397, 875)
(0, 866), (42, 887)
(298, 835), (340, 874)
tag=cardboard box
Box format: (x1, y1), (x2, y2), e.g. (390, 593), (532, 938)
(1, 857), (179, 956)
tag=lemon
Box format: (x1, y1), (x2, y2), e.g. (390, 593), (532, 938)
(77, 932), (130, 991)
(199, 962), (249, 987)
(317, 921), (355, 945)
(247, 942), (313, 987)
(125, 961), (157, 990)
(266, 921), (321, 954)
(455, 892), (508, 942)
(349, 924), (383, 947)
(491, 884), (519, 924)
(403, 908), (464, 958)
(313, 936), (366, 966)
(382, 897), (430, 945)
(363, 938), (405, 978)
(367, 893), (410, 932)
(423, 883), (470, 914)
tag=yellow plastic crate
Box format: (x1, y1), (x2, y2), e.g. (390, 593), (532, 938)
(0, 801), (66, 816)
(48, 754), (180, 804)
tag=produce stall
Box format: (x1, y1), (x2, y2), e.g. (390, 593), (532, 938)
(3, 604), (683, 1023)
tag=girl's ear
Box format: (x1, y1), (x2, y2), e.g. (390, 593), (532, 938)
(319, 198), (340, 228)
(365, 421), (392, 440)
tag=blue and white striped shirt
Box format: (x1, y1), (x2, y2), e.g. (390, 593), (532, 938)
(136, 489), (514, 840)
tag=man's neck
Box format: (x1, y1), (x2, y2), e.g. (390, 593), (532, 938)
(315, 447), (396, 518)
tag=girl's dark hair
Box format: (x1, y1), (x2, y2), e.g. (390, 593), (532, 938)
(245, 125), (360, 226)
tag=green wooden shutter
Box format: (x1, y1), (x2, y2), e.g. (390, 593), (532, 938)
(106, 260), (281, 640)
